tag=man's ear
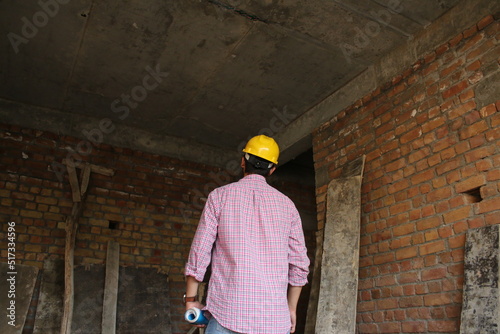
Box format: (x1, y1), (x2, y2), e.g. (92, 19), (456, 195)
(268, 166), (277, 176)
(241, 156), (246, 170)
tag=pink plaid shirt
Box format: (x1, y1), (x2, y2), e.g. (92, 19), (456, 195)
(185, 174), (310, 334)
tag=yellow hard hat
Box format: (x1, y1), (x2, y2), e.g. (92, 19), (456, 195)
(242, 135), (279, 164)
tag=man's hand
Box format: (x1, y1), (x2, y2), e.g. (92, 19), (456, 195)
(289, 310), (297, 333)
(185, 301), (205, 312)
(185, 301), (208, 328)
(185, 276), (207, 326)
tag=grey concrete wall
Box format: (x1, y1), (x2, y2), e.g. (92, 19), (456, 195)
(34, 259), (171, 334)
(0, 263), (39, 334)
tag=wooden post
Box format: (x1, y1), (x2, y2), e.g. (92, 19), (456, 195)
(80, 165), (91, 196)
(102, 241), (120, 334)
(60, 163), (85, 334)
(60, 162), (114, 334)
(304, 229), (324, 334)
(60, 203), (83, 333)
(67, 163), (81, 203)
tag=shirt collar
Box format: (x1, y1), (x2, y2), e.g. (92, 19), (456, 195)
(242, 174), (267, 183)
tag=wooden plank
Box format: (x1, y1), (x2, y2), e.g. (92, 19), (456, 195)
(61, 202), (82, 334)
(59, 160), (112, 334)
(63, 159), (115, 176)
(304, 229), (324, 334)
(61, 181), (89, 334)
(80, 164), (91, 196)
(315, 155), (365, 334)
(66, 164), (81, 202)
(102, 241), (120, 334)
(90, 164), (115, 176)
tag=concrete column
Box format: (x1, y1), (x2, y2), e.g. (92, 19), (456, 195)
(460, 224), (500, 333)
(315, 156), (365, 334)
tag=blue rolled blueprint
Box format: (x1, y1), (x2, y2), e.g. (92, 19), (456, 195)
(184, 307), (209, 325)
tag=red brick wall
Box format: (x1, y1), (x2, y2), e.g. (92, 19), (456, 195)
(0, 123), (236, 332)
(312, 16), (499, 333)
(0, 123), (315, 333)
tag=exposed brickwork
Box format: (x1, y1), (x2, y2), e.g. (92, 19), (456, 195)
(0, 123), (315, 333)
(313, 16), (499, 334)
(0, 124), (225, 333)
(0, 125), (223, 275)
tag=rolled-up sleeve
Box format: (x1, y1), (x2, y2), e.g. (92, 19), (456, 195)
(185, 191), (219, 282)
(288, 211), (310, 286)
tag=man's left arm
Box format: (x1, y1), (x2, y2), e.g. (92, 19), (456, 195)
(287, 210), (310, 332)
(288, 210), (310, 285)
(287, 285), (303, 333)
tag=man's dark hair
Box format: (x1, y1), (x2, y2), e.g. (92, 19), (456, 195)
(244, 153), (274, 176)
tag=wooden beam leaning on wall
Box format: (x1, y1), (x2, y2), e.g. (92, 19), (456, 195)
(305, 155), (365, 334)
(60, 161), (115, 334)
(102, 241), (120, 334)
(304, 229), (324, 334)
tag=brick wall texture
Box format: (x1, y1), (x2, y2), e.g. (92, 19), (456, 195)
(1, 13), (498, 334)
(312, 15), (499, 333)
(0, 123), (315, 333)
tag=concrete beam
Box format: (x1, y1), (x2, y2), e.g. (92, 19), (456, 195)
(276, 68), (376, 165)
(277, 0), (500, 163)
(0, 98), (240, 169)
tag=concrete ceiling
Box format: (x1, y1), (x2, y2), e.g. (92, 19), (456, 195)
(0, 0), (490, 169)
